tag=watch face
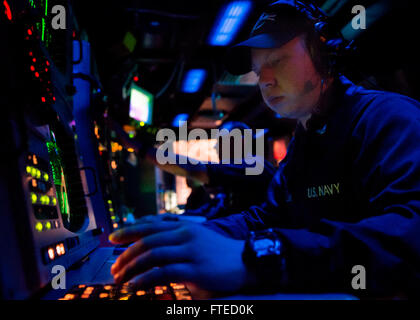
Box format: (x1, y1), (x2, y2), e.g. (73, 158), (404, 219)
(254, 238), (275, 251)
(250, 229), (283, 258)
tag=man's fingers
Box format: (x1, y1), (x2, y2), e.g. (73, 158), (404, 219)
(114, 246), (189, 284)
(109, 221), (181, 244)
(111, 229), (189, 275)
(130, 263), (193, 290)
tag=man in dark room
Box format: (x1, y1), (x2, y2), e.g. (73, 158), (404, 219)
(108, 0), (420, 298)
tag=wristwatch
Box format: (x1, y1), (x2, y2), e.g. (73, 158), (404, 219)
(242, 228), (287, 289)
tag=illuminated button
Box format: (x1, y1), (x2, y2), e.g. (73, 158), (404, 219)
(26, 166), (32, 174)
(136, 290), (146, 296)
(35, 222), (43, 232)
(32, 179), (37, 188)
(43, 173), (49, 181)
(45, 221), (51, 230)
(104, 285), (112, 291)
(56, 244), (62, 255)
(33, 155), (38, 165)
(63, 294), (75, 300)
(113, 223), (118, 229)
(36, 169), (41, 179)
(48, 248), (55, 260)
(81, 294), (90, 299)
(154, 289), (163, 295)
(31, 167), (37, 177)
(85, 287), (94, 292)
(31, 193), (37, 204)
(99, 293), (109, 299)
(111, 216), (116, 220)
(140, 122), (145, 127)
(51, 197), (57, 205)
(170, 283), (185, 290)
(119, 296), (130, 300)
(43, 196), (50, 205)
(107, 200), (112, 204)
(78, 284), (86, 288)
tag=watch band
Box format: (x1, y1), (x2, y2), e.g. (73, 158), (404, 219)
(242, 228), (287, 290)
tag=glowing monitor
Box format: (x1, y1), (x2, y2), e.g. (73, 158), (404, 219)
(129, 84), (154, 125)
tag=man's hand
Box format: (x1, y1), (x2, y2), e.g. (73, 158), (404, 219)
(108, 217), (251, 293)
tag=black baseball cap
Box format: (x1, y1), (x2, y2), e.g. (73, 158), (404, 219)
(225, 0), (313, 75)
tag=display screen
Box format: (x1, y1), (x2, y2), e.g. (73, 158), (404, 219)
(46, 128), (89, 232)
(129, 84), (154, 125)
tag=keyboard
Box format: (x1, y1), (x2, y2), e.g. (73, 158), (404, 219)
(59, 283), (192, 300)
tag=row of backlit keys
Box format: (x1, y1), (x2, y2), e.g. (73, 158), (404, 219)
(59, 283), (191, 300)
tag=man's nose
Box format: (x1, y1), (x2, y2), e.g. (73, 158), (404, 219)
(259, 67), (276, 88)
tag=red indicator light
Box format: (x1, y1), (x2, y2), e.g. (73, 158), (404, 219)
(27, 29), (32, 36)
(29, 51), (33, 56)
(32, 58), (36, 63)
(30, 65), (35, 72)
(53, 97), (56, 101)
(34, 72), (39, 78)
(41, 97), (46, 103)
(46, 61), (50, 66)
(133, 76), (139, 82)
(45, 68), (48, 72)
(3, 1), (12, 21)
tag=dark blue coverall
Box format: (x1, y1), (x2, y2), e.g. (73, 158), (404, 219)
(204, 76), (420, 296)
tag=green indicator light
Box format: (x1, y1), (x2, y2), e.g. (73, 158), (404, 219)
(26, 166), (32, 174)
(35, 222), (43, 232)
(44, 196), (50, 205)
(111, 216), (116, 220)
(31, 193), (37, 204)
(41, 18), (45, 42)
(129, 133), (135, 139)
(109, 208), (114, 212)
(107, 200), (112, 204)
(45, 222), (51, 230)
(45, 0), (48, 17)
(35, 169), (41, 179)
(43, 173), (49, 181)
(52, 197), (57, 205)
(31, 167), (37, 177)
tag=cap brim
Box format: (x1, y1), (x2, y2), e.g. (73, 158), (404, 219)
(225, 24), (306, 75)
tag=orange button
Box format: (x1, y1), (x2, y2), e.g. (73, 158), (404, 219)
(48, 248), (55, 260)
(136, 290), (146, 296)
(99, 293), (109, 298)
